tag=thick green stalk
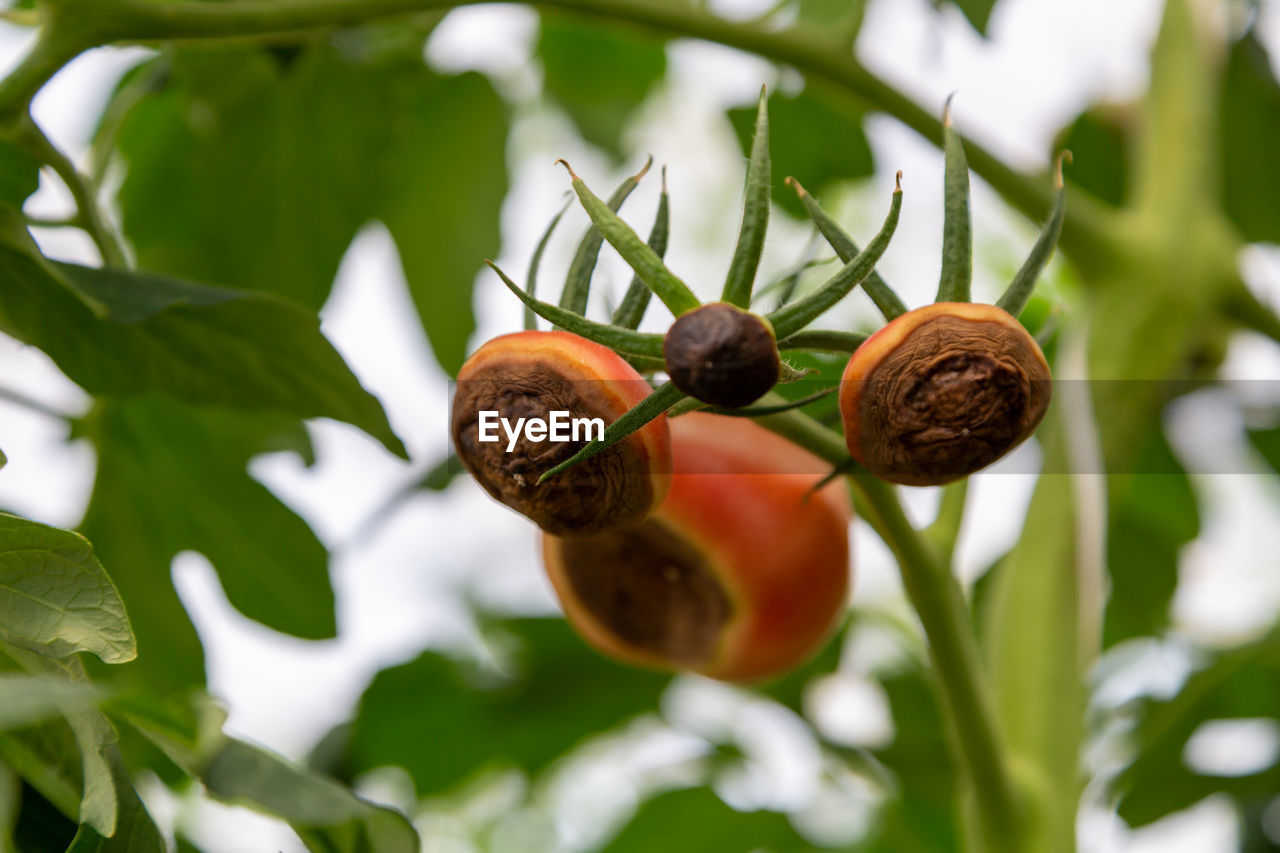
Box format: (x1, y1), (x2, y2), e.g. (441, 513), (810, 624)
(754, 404), (1022, 853)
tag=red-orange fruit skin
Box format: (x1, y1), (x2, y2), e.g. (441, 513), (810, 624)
(452, 330), (672, 535)
(839, 302), (1051, 486)
(543, 412), (851, 683)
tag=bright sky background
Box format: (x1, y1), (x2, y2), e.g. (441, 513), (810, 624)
(2, 0), (1280, 850)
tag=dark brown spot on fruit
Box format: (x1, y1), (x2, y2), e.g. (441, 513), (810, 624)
(664, 302), (780, 408)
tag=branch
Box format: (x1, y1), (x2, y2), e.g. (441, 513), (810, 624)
(753, 402), (1023, 852)
(12, 115), (128, 267)
(83, 0), (1117, 266)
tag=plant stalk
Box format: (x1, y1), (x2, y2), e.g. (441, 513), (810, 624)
(756, 402), (1022, 852)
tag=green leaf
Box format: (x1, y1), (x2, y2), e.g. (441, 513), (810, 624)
(0, 765), (14, 851)
(604, 787), (808, 853)
(1248, 422), (1280, 473)
(537, 15), (666, 157)
(79, 398), (333, 689)
(728, 90), (873, 219)
(0, 240), (404, 457)
(1103, 427), (1199, 647)
(0, 650), (122, 839)
(560, 159), (650, 317)
(0, 675), (101, 731)
(858, 664), (960, 852)
(0, 140), (40, 209)
(63, 748), (165, 853)
(722, 89), (771, 308)
(1052, 104), (1131, 208)
(202, 739), (418, 853)
(342, 618), (668, 793)
(1114, 628), (1280, 829)
(0, 513), (135, 664)
(376, 67), (508, 376)
(112, 687), (417, 852)
(1220, 31), (1280, 244)
(0, 447), (6, 469)
(612, 181), (671, 330)
(947, 0), (999, 36)
(937, 102), (972, 304)
(108, 46), (508, 376)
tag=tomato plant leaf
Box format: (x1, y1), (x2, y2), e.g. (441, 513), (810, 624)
(1220, 30), (1280, 244)
(1052, 104), (1131, 208)
(0, 241), (404, 457)
(728, 90), (873, 219)
(341, 618), (668, 793)
(947, 0), (998, 36)
(79, 399), (333, 689)
(538, 15), (666, 158)
(0, 513), (135, 664)
(0, 674), (101, 731)
(0, 141), (40, 209)
(201, 739), (418, 853)
(63, 746), (165, 853)
(1103, 427), (1198, 647)
(107, 45), (508, 377)
(603, 787), (807, 852)
(1113, 628), (1280, 830)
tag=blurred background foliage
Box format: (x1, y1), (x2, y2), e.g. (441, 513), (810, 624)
(1, 0), (1280, 850)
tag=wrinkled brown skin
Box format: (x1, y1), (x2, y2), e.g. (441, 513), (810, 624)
(451, 331), (671, 537)
(840, 302), (1052, 486)
(543, 412), (851, 683)
(663, 302), (781, 408)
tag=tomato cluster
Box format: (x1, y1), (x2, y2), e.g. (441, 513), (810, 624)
(449, 94), (1064, 682)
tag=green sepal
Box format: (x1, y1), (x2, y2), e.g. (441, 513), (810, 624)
(777, 329), (868, 353)
(721, 87), (771, 308)
(525, 199), (571, 330)
(487, 261), (666, 358)
(705, 385), (836, 418)
(559, 160), (701, 316)
(996, 152), (1069, 318)
(537, 381), (685, 483)
(612, 167), (671, 330)
(937, 95), (973, 303)
(788, 178), (906, 319)
(559, 157), (651, 316)
(767, 177), (903, 339)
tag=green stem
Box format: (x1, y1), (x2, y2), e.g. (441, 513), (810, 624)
(8, 115), (128, 267)
(73, 0), (1117, 267)
(753, 405), (1021, 852)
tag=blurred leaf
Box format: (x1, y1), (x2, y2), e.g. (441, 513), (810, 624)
(1052, 104), (1132, 207)
(11, 779), (78, 853)
(1114, 628), (1280, 828)
(1, 650), (121, 838)
(538, 15), (666, 157)
(79, 398), (332, 689)
(0, 675), (101, 731)
(109, 44), (508, 375)
(945, 0), (998, 36)
(1220, 30), (1280, 243)
(1103, 427), (1198, 647)
(797, 0), (864, 29)
(0, 447), (6, 469)
(111, 686), (416, 851)
(343, 618), (668, 793)
(859, 665), (959, 852)
(63, 746), (164, 853)
(0, 513), (134, 663)
(0, 240), (403, 457)
(0, 763), (15, 850)
(202, 739), (418, 853)
(376, 68), (507, 376)
(605, 787), (810, 852)
(0, 141), (39, 209)
(728, 90), (873, 218)
(1248, 423), (1280, 474)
